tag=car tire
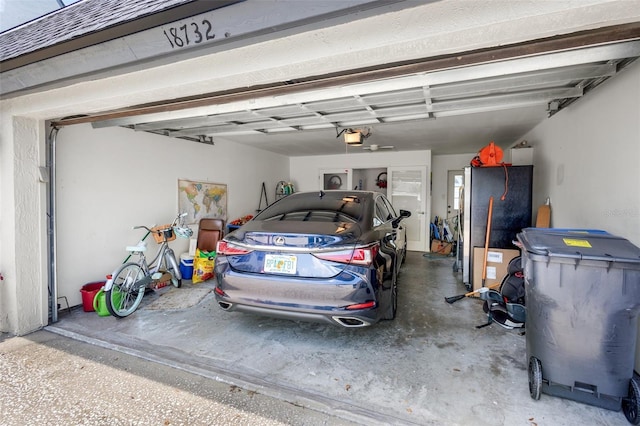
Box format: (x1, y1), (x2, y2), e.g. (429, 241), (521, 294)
(401, 236), (407, 264)
(382, 261), (398, 320)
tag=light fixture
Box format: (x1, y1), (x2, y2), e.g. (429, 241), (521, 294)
(336, 127), (371, 146)
(344, 130), (363, 146)
(197, 135), (215, 145)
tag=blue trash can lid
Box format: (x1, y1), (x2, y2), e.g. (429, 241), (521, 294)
(517, 227), (640, 264)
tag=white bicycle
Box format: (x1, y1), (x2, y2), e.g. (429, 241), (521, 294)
(105, 212), (193, 318)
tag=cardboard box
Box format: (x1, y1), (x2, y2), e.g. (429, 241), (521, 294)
(472, 247), (520, 294)
(431, 239), (452, 255)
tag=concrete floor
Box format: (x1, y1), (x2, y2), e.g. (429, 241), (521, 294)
(47, 252), (630, 425)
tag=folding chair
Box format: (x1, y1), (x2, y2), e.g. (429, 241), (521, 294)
(196, 218), (225, 252)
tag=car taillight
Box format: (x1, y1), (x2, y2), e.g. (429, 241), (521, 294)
(216, 241), (252, 255)
(314, 243), (378, 266)
(346, 301), (376, 310)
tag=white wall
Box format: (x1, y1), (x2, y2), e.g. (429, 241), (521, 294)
(521, 59), (640, 373)
(290, 150), (430, 191)
(522, 60), (640, 246)
(290, 150), (431, 251)
(55, 124), (288, 309)
(353, 167), (387, 193)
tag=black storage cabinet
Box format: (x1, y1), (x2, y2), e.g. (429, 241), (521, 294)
(517, 228), (640, 424)
(462, 165), (533, 289)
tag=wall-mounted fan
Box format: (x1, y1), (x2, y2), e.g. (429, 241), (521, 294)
(362, 144), (394, 152)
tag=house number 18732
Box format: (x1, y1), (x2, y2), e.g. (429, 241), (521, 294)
(162, 19), (217, 49)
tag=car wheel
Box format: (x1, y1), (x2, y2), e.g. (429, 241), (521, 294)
(382, 261), (398, 320)
(402, 236), (407, 264)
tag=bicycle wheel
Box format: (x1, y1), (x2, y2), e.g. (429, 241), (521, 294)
(106, 263), (146, 318)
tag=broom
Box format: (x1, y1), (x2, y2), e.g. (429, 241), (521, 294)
(444, 281), (501, 304)
(444, 196), (496, 304)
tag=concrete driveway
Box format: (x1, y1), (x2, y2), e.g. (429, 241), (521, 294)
(47, 252), (629, 425)
(0, 329), (359, 425)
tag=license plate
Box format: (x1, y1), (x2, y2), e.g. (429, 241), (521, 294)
(264, 254), (297, 274)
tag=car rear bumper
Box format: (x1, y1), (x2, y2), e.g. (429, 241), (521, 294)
(215, 298), (377, 327)
(214, 262), (382, 327)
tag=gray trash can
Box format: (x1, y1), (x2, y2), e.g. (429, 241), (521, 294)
(517, 228), (640, 424)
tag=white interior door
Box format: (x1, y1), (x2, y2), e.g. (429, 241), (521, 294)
(388, 166), (428, 252)
(447, 169), (464, 242)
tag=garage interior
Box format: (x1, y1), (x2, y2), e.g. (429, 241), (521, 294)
(2, 1), (640, 425)
(47, 251), (628, 426)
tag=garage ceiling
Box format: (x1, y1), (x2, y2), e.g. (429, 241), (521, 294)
(130, 64), (607, 135)
(82, 41), (640, 156)
(30, 8), (636, 158)
(87, 39), (639, 157)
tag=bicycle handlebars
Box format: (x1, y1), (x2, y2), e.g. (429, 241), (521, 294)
(132, 212), (188, 234)
(133, 225), (156, 232)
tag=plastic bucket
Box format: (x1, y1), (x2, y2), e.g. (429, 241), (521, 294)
(80, 281), (104, 312)
(93, 286), (121, 317)
(93, 288), (109, 316)
(180, 253), (194, 280)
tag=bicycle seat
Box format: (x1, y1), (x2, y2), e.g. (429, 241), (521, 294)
(126, 241), (147, 253)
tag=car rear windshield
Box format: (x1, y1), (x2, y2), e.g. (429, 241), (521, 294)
(255, 193), (368, 223)
(262, 210), (358, 223)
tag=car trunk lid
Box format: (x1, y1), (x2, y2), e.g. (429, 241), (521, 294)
(223, 221), (365, 278)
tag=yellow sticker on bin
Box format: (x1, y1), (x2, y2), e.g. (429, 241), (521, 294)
(563, 238), (592, 248)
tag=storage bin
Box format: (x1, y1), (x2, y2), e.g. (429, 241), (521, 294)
(517, 228), (640, 419)
(180, 253), (194, 280)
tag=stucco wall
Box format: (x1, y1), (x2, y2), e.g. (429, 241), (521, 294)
(2, 0), (640, 335)
(0, 117), (49, 335)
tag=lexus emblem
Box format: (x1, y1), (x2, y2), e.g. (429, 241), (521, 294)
(274, 236), (285, 246)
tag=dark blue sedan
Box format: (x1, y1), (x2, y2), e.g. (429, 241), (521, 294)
(214, 190), (411, 327)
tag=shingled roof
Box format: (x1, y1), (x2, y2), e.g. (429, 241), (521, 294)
(0, 0), (199, 63)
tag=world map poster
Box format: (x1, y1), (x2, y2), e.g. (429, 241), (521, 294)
(178, 179), (227, 225)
